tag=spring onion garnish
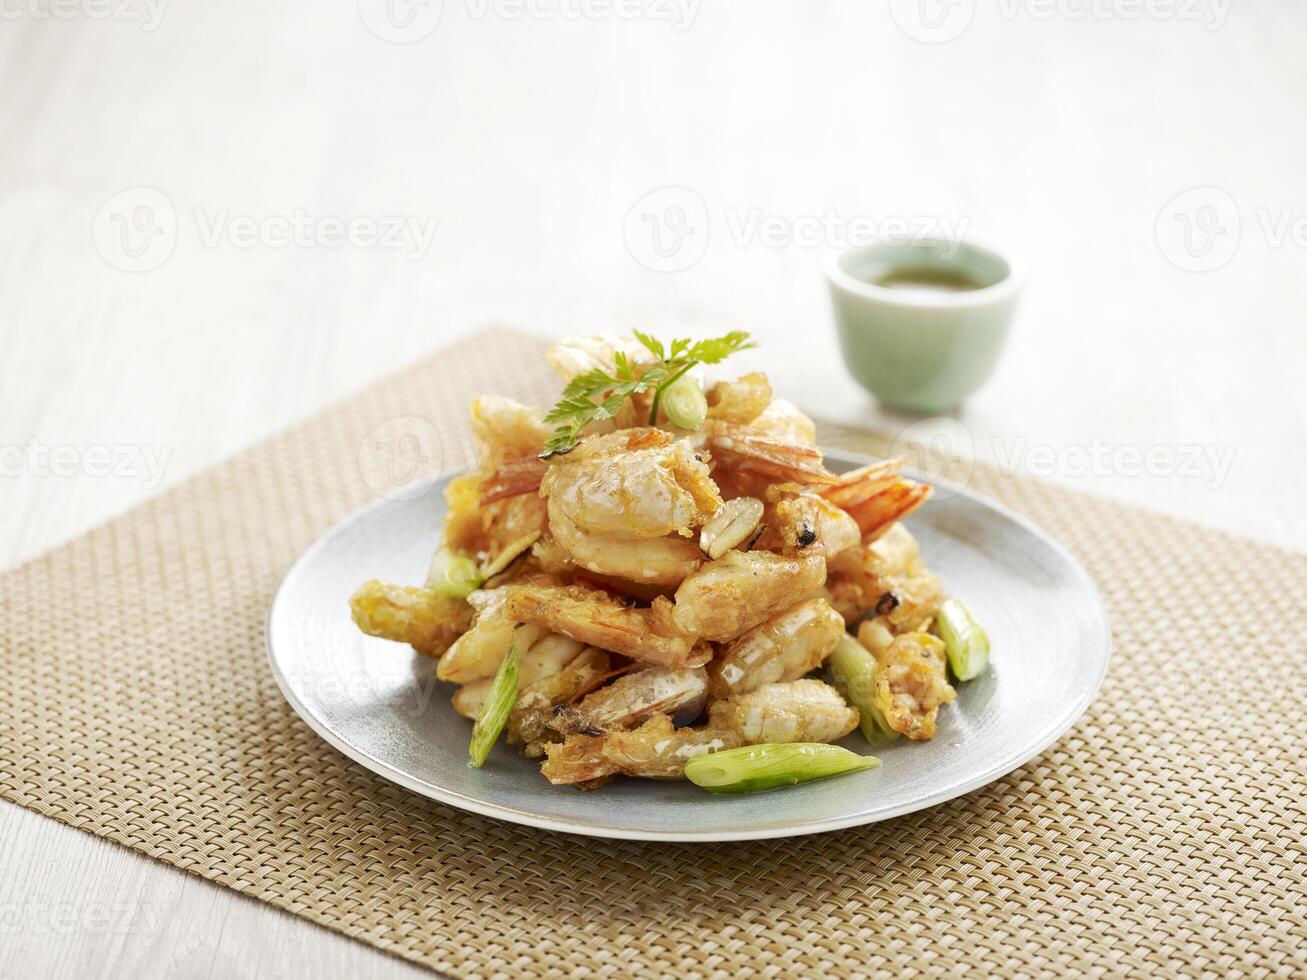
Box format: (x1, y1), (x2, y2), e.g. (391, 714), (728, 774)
(539, 330), (755, 458)
(828, 634), (900, 744)
(426, 547), (483, 599)
(684, 742), (879, 794)
(934, 598), (991, 681)
(468, 639), (519, 768)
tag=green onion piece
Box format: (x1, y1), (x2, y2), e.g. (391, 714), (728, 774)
(935, 598), (991, 681)
(468, 640), (519, 768)
(426, 547), (482, 599)
(659, 374), (708, 430)
(828, 635), (900, 745)
(684, 742), (879, 794)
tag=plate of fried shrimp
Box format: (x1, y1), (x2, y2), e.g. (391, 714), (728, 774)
(268, 332), (1110, 840)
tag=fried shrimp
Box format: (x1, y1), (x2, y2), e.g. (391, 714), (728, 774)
(349, 581), (473, 657)
(601, 715), (742, 780)
(707, 679), (860, 744)
(671, 551), (827, 641)
(543, 714), (741, 785)
(541, 428), (720, 585)
(449, 631), (586, 719)
(501, 580), (699, 666)
(826, 522), (944, 631)
(871, 632), (956, 740)
(770, 490), (862, 558)
(566, 666), (709, 732)
(480, 457), (548, 505)
(543, 429), (720, 538)
(539, 732), (616, 786)
(470, 396), (553, 461)
(436, 590), (537, 684)
(547, 506), (705, 586)
(706, 372), (773, 424)
(443, 470), (547, 560)
(749, 398), (817, 446)
(509, 647), (612, 755)
(707, 598), (845, 700)
(347, 331), (981, 789)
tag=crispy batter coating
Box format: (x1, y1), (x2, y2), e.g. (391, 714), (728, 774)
(348, 581), (472, 658)
(542, 714), (742, 785)
(871, 632), (956, 740)
(707, 598), (845, 700)
(671, 551), (826, 642)
(502, 580), (698, 667)
(706, 372), (773, 425)
(707, 679), (859, 744)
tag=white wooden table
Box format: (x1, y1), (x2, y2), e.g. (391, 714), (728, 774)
(2, 3), (1303, 976)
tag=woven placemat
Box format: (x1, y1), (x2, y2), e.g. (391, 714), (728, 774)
(1, 328), (1304, 978)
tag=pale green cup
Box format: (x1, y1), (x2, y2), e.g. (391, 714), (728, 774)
(825, 239), (1023, 413)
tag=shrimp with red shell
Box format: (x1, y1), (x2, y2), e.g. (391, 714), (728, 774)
(819, 457), (933, 542)
(703, 419), (838, 491)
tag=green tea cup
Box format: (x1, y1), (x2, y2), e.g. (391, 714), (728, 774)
(825, 239), (1023, 413)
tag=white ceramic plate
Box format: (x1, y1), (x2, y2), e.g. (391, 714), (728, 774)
(268, 450), (1110, 841)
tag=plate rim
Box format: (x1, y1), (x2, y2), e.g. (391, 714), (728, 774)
(267, 448), (1112, 842)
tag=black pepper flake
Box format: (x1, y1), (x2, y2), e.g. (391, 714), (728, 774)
(796, 523), (817, 547)
(875, 592), (900, 616)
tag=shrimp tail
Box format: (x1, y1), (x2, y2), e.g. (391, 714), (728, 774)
(480, 456), (548, 504)
(844, 480), (933, 541)
(704, 420), (838, 486)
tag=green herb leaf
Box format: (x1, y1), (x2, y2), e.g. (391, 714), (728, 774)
(632, 330), (665, 361)
(685, 330), (756, 365)
(538, 330), (755, 458)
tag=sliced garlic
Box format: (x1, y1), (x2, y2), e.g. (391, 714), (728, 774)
(699, 497), (765, 560)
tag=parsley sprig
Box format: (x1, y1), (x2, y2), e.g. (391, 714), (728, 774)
(539, 330), (756, 458)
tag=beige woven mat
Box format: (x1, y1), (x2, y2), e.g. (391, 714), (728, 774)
(2, 328), (1304, 978)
